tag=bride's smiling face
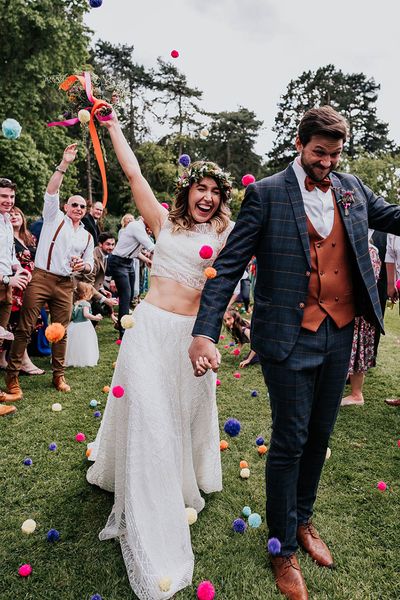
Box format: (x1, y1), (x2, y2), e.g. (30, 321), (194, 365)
(187, 177), (221, 223)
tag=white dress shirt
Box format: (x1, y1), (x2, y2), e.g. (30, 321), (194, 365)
(385, 234), (400, 279)
(0, 212), (17, 276)
(34, 192), (94, 276)
(113, 219), (155, 259)
(292, 158), (334, 238)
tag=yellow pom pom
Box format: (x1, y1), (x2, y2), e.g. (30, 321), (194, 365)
(78, 109), (91, 123)
(204, 267), (217, 279)
(240, 467), (250, 479)
(21, 519), (36, 534)
(120, 314), (135, 329)
(158, 577), (172, 592)
(186, 507), (198, 525)
(325, 447), (331, 460)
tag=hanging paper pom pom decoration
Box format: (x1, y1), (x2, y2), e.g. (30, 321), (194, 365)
(220, 440), (229, 451)
(75, 432), (86, 442)
(204, 267), (217, 279)
(257, 444), (268, 455)
(186, 507), (198, 525)
(52, 402), (62, 412)
(396, 279), (400, 291)
(179, 154), (191, 167)
(45, 323), (65, 343)
(248, 513), (262, 528)
(161, 202), (170, 210)
(240, 467), (250, 479)
(2, 118), (22, 139)
(224, 418), (241, 437)
(241, 174), (255, 187)
(170, 49), (179, 58)
(242, 506), (251, 517)
(268, 537), (282, 555)
(21, 519), (37, 534)
(197, 580), (215, 600)
(239, 460), (248, 469)
(48, 442), (57, 451)
(377, 481), (387, 491)
(232, 518), (247, 533)
(89, 0), (103, 7)
(78, 109), (91, 123)
(159, 578), (172, 592)
(112, 385), (125, 398)
(199, 245), (214, 260)
(256, 436), (265, 446)
(23, 457), (33, 466)
(18, 564), (32, 577)
(120, 314), (135, 329)
(47, 528), (60, 542)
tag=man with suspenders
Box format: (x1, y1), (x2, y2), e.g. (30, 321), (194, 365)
(5, 144), (94, 396)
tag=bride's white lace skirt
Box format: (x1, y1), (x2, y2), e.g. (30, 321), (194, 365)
(86, 300), (222, 600)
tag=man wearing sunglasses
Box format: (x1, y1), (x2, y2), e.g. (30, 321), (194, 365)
(6, 143), (94, 397)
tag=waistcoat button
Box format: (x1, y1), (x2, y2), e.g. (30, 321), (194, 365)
(316, 243), (321, 248)
(319, 299), (324, 304)
(305, 271), (311, 277)
(332, 242), (336, 247)
(335, 297), (339, 301)
(334, 269), (339, 274)
(299, 302), (305, 309)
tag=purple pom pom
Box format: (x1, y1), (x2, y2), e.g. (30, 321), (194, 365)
(23, 457), (32, 466)
(268, 537), (281, 555)
(94, 411), (102, 418)
(48, 442), (57, 451)
(179, 154), (191, 167)
(91, 595), (103, 600)
(251, 390), (258, 397)
(47, 528), (60, 542)
(224, 418), (241, 437)
(89, 0), (103, 7)
(256, 436), (264, 446)
(232, 518), (247, 533)
(229, 342), (235, 347)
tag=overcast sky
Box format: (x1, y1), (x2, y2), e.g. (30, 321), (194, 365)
(85, 0), (400, 157)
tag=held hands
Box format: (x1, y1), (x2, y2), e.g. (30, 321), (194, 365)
(188, 337), (221, 377)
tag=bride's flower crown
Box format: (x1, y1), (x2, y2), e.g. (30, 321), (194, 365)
(176, 162), (233, 200)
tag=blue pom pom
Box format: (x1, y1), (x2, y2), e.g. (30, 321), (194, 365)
(48, 442), (57, 451)
(47, 528), (60, 542)
(242, 506), (251, 517)
(89, 0), (103, 7)
(224, 418), (241, 437)
(2, 118), (22, 140)
(94, 411), (101, 418)
(229, 342), (235, 347)
(23, 457), (33, 466)
(179, 154), (191, 167)
(268, 537), (281, 555)
(251, 390), (258, 397)
(256, 436), (264, 446)
(232, 518), (247, 533)
(89, 399), (98, 408)
(248, 513), (262, 528)
(90, 595), (103, 600)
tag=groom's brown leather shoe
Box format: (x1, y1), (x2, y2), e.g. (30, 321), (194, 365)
(297, 522), (335, 568)
(0, 403), (17, 416)
(270, 554), (308, 599)
(52, 375), (71, 393)
(4, 373), (23, 400)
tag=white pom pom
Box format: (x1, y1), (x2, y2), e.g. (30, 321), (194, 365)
(120, 314), (135, 329)
(52, 403), (62, 412)
(158, 577), (172, 592)
(240, 467), (250, 479)
(325, 447), (331, 460)
(78, 109), (91, 124)
(186, 507), (198, 525)
(21, 519), (36, 534)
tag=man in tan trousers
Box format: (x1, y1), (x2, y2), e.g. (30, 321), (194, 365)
(6, 144), (94, 398)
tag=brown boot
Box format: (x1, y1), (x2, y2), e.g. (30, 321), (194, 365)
(297, 521), (335, 568)
(4, 373), (23, 400)
(52, 375), (71, 393)
(0, 404), (17, 416)
(270, 554), (308, 600)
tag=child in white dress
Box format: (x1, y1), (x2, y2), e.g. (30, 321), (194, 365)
(65, 282), (102, 367)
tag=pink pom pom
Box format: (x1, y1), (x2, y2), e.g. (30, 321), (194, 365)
(232, 348), (240, 356)
(396, 279), (400, 291)
(199, 245), (214, 260)
(397, 439), (400, 448)
(224, 344), (229, 349)
(112, 385), (125, 398)
(197, 580), (215, 600)
(377, 481), (387, 491)
(216, 379), (221, 386)
(233, 372), (241, 379)
(241, 173), (255, 187)
(219, 335), (225, 340)
(170, 49), (179, 58)
(75, 432), (86, 442)
(115, 339), (122, 345)
(161, 202), (170, 210)
(18, 564), (32, 577)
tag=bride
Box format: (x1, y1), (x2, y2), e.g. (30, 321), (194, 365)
(86, 111), (233, 599)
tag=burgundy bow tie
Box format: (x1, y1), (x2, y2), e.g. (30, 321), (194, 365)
(304, 175), (331, 193)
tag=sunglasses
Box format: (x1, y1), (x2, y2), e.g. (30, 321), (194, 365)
(69, 202), (86, 209)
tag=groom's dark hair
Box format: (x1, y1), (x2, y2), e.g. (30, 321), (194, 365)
(298, 106), (348, 146)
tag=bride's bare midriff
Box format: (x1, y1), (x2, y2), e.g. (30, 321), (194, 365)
(145, 276), (201, 315)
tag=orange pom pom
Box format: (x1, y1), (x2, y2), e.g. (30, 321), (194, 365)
(45, 322), (65, 343)
(220, 440), (229, 451)
(204, 267), (217, 279)
(86, 448), (92, 458)
(239, 460), (248, 469)
(257, 444), (268, 455)
(102, 385), (110, 393)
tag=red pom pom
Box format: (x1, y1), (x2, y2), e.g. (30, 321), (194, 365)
(115, 339), (122, 345)
(197, 580), (215, 600)
(232, 348), (240, 356)
(199, 245), (214, 260)
(233, 372), (241, 379)
(219, 335), (225, 340)
(112, 385), (125, 398)
(170, 49), (179, 58)
(241, 173), (255, 187)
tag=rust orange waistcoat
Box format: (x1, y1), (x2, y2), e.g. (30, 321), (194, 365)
(301, 195), (355, 332)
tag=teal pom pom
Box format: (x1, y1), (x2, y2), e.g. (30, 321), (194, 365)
(242, 506), (251, 517)
(248, 513), (262, 528)
(2, 118), (22, 139)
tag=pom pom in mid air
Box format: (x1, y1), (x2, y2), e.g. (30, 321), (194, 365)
(199, 245), (213, 260)
(78, 109), (91, 123)
(48, 442), (57, 451)
(257, 445), (268, 455)
(89, 0), (103, 7)
(2, 118), (22, 139)
(256, 436), (264, 446)
(45, 323), (65, 343)
(179, 153), (191, 167)
(242, 506), (251, 517)
(241, 174), (255, 187)
(120, 314), (135, 329)
(170, 49), (180, 59)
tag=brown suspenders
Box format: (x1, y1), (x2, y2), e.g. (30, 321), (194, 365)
(46, 220), (92, 271)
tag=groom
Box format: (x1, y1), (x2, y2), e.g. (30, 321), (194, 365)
(189, 106), (400, 599)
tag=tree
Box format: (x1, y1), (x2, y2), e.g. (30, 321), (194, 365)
(340, 152), (400, 205)
(269, 65), (395, 168)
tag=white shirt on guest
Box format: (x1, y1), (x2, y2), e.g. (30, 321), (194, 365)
(34, 192), (94, 276)
(0, 212), (17, 276)
(292, 158), (334, 239)
(385, 234), (400, 280)
(112, 219), (155, 259)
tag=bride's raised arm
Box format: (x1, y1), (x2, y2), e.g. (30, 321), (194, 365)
(102, 112), (167, 238)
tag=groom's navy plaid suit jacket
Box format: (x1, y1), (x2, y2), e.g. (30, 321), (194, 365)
(193, 164), (400, 362)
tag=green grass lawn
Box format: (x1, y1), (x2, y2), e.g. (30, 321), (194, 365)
(0, 310), (399, 600)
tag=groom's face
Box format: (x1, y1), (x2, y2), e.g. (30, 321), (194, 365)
(296, 135), (343, 181)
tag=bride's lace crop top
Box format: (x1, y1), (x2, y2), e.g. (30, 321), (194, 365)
(151, 218), (234, 290)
